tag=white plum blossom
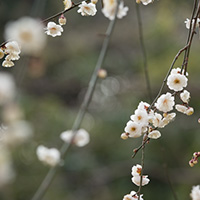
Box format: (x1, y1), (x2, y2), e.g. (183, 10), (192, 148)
(190, 185), (200, 200)
(175, 104), (188, 114)
(5, 41), (20, 55)
(4, 17), (46, 55)
(0, 73), (16, 105)
(137, 101), (150, 110)
(36, 145), (61, 167)
(171, 67), (188, 76)
(102, 0), (128, 20)
(167, 73), (188, 91)
(77, 1), (97, 16)
(3, 120), (33, 147)
(131, 164), (142, 176)
(148, 130), (161, 139)
(0, 146), (15, 188)
(60, 129), (90, 147)
(123, 191), (144, 200)
(155, 92), (175, 113)
(152, 112), (163, 128)
(117, 1), (129, 19)
(63, 0), (72, 10)
(131, 109), (148, 127)
(185, 18), (200, 29)
(2, 60), (14, 67)
(160, 112), (176, 127)
(132, 175), (150, 186)
(124, 120), (142, 138)
(45, 22), (64, 37)
(139, 0), (154, 6)
(180, 90), (190, 103)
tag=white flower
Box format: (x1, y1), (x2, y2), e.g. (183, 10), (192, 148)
(152, 112), (163, 128)
(77, 1), (97, 16)
(160, 112), (176, 128)
(0, 49), (4, 59)
(148, 130), (161, 139)
(0, 146), (15, 188)
(102, 0), (128, 20)
(155, 92), (175, 113)
(2, 60), (14, 67)
(102, 0), (117, 20)
(3, 120), (33, 147)
(63, 0), (72, 10)
(167, 73), (188, 91)
(4, 17), (46, 55)
(117, 1), (129, 19)
(191, 185), (200, 200)
(171, 67), (188, 76)
(36, 145), (61, 167)
(123, 191), (144, 200)
(132, 175), (150, 186)
(131, 164), (142, 176)
(180, 90), (190, 103)
(45, 22), (64, 37)
(131, 109), (148, 126)
(140, 0), (154, 5)
(5, 53), (20, 61)
(5, 41), (21, 54)
(185, 18), (200, 29)
(0, 73), (15, 104)
(60, 129), (90, 147)
(175, 104), (187, 114)
(137, 101), (150, 110)
(124, 120), (142, 138)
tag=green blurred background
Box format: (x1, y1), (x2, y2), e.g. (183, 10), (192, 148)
(0, 0), (200, 199)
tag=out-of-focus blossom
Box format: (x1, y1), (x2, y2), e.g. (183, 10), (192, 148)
(3, 120), (33, 147)
(0, 73), (15, 105)
(45, 22), (64, 37)
(137, 0), (154, 5)
(0, 146), (15, 188)
(36, 145), (61, 167)
(0, 49), (4, 59)
(190, 185), (200, 200)
(102, 0), (128, 20)
(185, 18), (200, 29)
(4, 17), (46, 55)
(60, 129), (90, 147)
(77, 1), (97, 16)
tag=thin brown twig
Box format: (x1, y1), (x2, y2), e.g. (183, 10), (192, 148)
(132, 138), (150, 158)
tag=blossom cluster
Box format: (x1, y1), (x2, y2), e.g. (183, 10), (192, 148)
(121, 67), (193, 142)
(184, 18), (200, 29)
(0, 41), (21, 67)
(36, 129), (90, 166)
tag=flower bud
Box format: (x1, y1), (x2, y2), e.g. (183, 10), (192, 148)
(98, 69), (107, 79)
(121, 132), (129, 140)
(186, 107), (194, 116)
(59, 15), (67, 26)
(189, 160), (194, 167)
